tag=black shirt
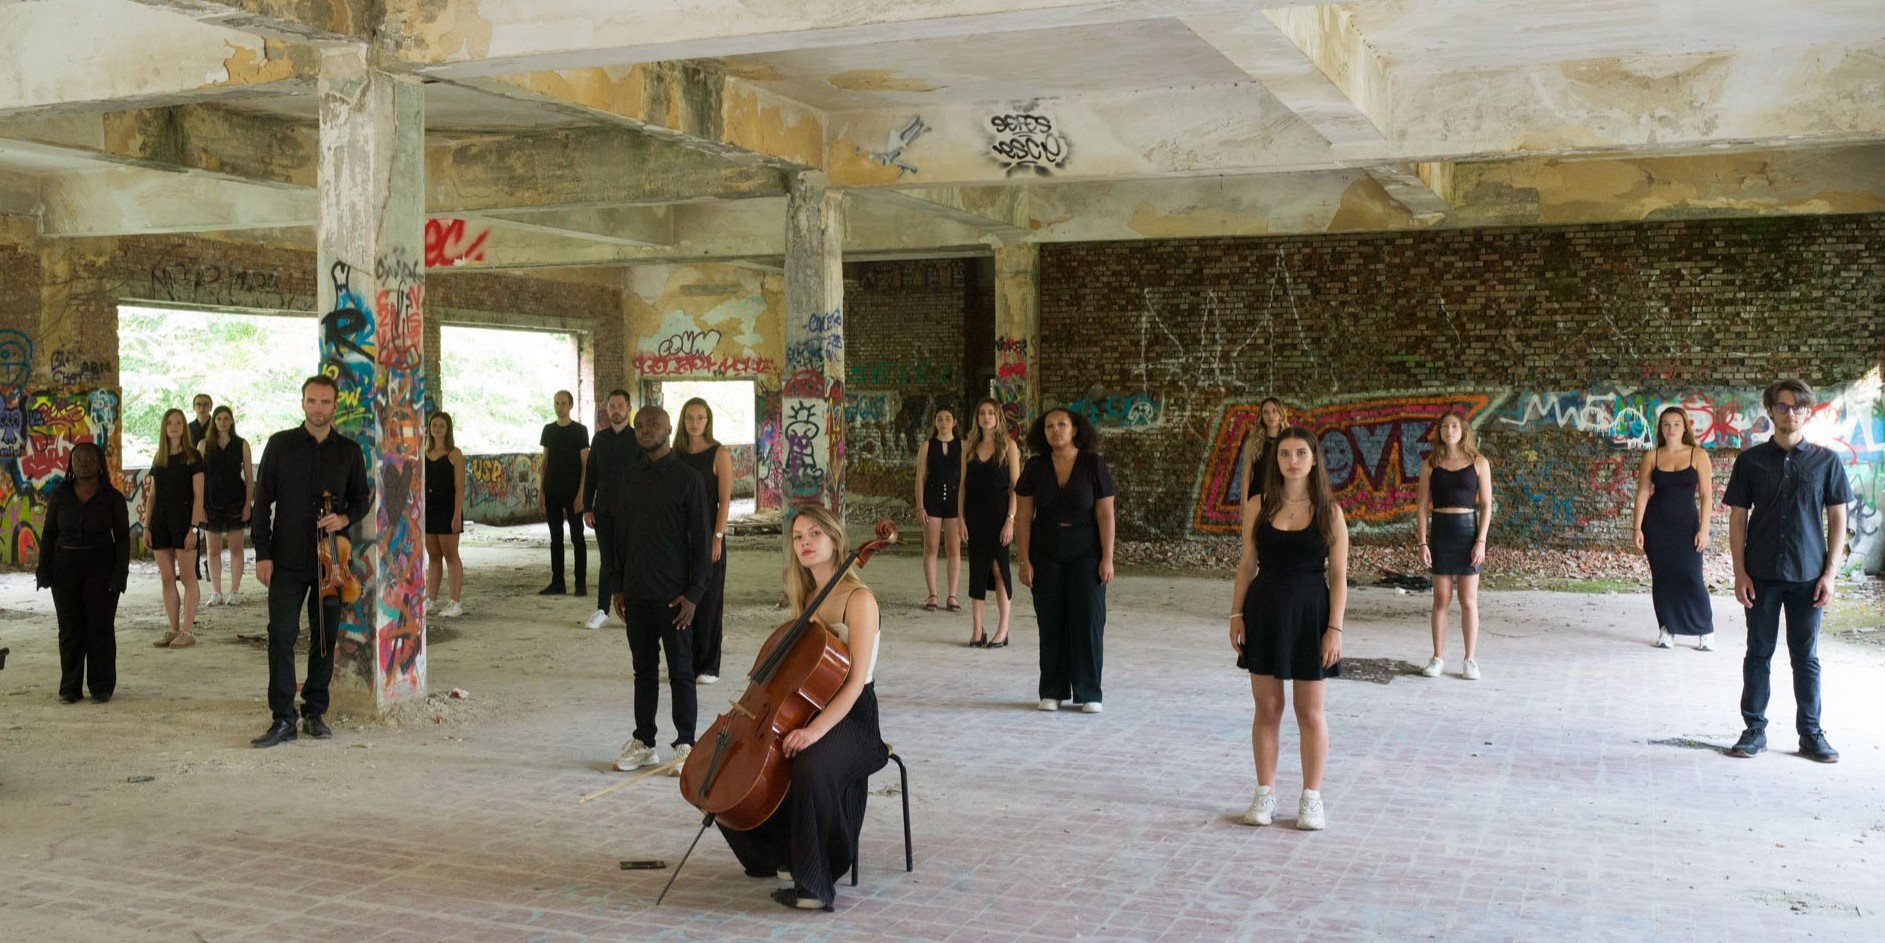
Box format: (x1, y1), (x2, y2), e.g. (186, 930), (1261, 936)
(612, 450), (711, 603)
(188, 418), (209, 448)
(540, 420), (590, 499)
(1015, 451), (1117, 528)
(35, 481), (131, 592)
(151, 453), (205, 513)
(583, 424), (643, 515)
(251, 425), (372, 569)
(1723, 439), (1853, 583)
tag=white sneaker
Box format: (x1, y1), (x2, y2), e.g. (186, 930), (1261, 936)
(1655, 629), (1673, 649)
(438, 600), (464, 618)
(669, 743), (691, 776)
(585, 609), (610, 630)
(615, 740), (657, 771)
(1297, 790), (1326, 831)
(1696, 634), (1714, 652)
(697, 674), (719, 685)
(225, 592), (242, 607)
(1462, 659), (1481, 681)
(1080, 702), (1103, 714)
(1037, 698), (1060, 712)
(207, 592), (225, 607)
(1239, 786), (1276, 826)
(1420, 657), (1444, 678)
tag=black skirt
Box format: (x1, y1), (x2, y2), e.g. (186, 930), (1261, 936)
(1239, 571), (1339, 680)
(1428, 512), (1480, 576)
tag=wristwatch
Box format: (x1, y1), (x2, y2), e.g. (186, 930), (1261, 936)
(713, 531), (725, 539)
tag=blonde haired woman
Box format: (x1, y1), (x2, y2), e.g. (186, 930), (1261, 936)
(958, 397), (1021, 647)
(1414, 411), (1494, 680)
(146, 408), (206, 648)
(717, 505), (889, 912)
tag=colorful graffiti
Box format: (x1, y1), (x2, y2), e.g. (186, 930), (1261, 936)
(423, 218), (489, 269)
(1496, 387), (1775, 450)
(463, 453), (542, 525)
(374, 246), (427, 703)
(755, 385), (784, 511)
(0, 329), (30, 387)
(1195, 393), (1496, 533)
(1066, 390), (1161, 430)
(1, 386), (125, 566)
(636, 351), (777, 377)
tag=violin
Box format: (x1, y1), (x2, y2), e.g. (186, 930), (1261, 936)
(677, 519), (898, 831)
(317, 491), (360, 605)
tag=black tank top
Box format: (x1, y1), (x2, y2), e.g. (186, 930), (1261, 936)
(203, 435), (245, 509)
(926, 437), (960, 489)
(676, 443), (722, 512)
(1429, 463), (1478, 508)
(425, 453), (454, 503)
(1255, 519), (1328, 575)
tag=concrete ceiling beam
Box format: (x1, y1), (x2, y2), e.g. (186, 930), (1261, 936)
(476, 206), (674, 247)
(854, 185), (1030, 236)
(426, 125), (791, 212)
(382, 0), (1263, 78)
(459, 62), (826, 169)
(1184, 7), (1390, 154)
(38, 165), (315, 236)
(0, 1), (320, 117)
(122, 0), (374, 44)
(1366, 162), (1451, 221)
(0, 168), (36, 217)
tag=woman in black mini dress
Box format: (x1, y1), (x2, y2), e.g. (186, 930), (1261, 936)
(1631, 407), (1716, 650)
(912, 406), (962, 611)
(144, 408), (205, 649)
(1228, 426), (1348, 831)
(424, 412), (465, 618)
(198, 405), (253, 608)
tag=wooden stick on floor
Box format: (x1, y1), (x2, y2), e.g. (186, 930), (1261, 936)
(579, 756), (683, 804)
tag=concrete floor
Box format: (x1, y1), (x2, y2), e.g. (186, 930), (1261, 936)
(1, 533), (1882, 943)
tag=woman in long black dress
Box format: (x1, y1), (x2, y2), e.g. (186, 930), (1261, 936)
(199, 405), (252, 608)
(719, 505), (888, 912)
(424, 411), (465, 618)
(912, 406), (962, 611)
(1228, 426), (1348, 831)
(1632, 407), (1716, 650)
(958, 397), (1020, 647)
(674, 397), (734, 683)
(144, 408), (205, 649)
(37, 443), (130, 703)
(1015, 408), (1116, 713)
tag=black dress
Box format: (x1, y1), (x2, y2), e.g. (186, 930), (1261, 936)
(146, 454), (203, 550)
(676, 444), (727, 677)
(1644, 458), (1714, 636)
(1240, 519), (1340, 680)
(921, 437), (960, 518)
(962, 444), (1013, 602)
(202, 436), (246, 532)
(424, 452), (458, 535)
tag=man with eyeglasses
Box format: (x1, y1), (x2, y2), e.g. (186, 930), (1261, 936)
(1722, 378), (1851, 763)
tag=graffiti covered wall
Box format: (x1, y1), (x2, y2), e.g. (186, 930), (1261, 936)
(841, 260), (972, 509)
(1, 387), (127, 566)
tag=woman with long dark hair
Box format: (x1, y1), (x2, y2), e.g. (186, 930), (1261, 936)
(1414, 411), (1494, 680)
(145, 408), (205, 648)
(37, 442), (130, 703)
(1015, 408), (1116, 713)
(1632, 407), (1716, 649)
(718, 505), (889, 912)
(199, 405), (253, 607)
(424, 411), (466, 618)
(913, 405), (963, 611)
(1229, 426), (1348, 830)
(958, 397), (1020, 647)
(674, 396), (734, 683)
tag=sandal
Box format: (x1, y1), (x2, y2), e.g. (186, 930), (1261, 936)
(946, 596), (961, 612)
(168, 632), (198, 649)
(924, 595), (938, 612)
(153, 631), (179, 648)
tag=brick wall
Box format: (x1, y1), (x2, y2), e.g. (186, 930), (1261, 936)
(841, 259), (973, 508)
(1038, 214), (1885, 571)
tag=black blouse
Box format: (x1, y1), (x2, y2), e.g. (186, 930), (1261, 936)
(35, 481), (131, 591)
(1014, 451), (1116, 528)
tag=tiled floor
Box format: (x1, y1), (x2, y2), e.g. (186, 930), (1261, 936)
(1, 540), (1881, 942)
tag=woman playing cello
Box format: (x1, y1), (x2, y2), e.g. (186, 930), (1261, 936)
(717, 505), (889, 911)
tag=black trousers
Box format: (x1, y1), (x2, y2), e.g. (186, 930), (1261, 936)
(692, 546), (727, 678)
(624, 597), (697, 747)
(719, 684), (886, 907)
(1030, 524), (1106, 704)
(594, 509), (618, 613)
(52, 548), (118, 700)
(1741, 578), (1824, 738)
(266, 566), (339, 722)
(545, 492), (585, 590)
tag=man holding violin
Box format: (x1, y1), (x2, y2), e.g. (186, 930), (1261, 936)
(249, 375), (371, 748)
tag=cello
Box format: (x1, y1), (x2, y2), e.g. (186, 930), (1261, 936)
(657, 518), (898, 902)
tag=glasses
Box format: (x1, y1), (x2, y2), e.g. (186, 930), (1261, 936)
(1770, 402), (1814, 415)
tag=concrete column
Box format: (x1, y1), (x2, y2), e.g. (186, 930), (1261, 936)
(992, 243), (1040, 441)
(315, 50), (427, 714)
(780, 172), (846, 519)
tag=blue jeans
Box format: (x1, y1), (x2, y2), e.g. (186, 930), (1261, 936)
(1740, 578), (1823, 738)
